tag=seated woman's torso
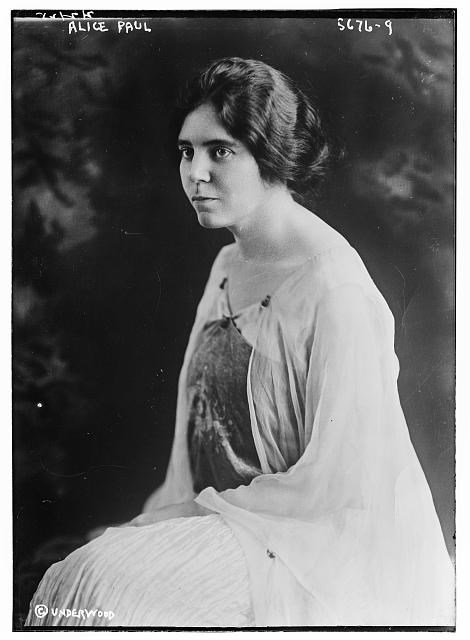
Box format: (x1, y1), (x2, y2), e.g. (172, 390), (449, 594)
(186, 211), (348, 493)
(186, 255), (309, 493)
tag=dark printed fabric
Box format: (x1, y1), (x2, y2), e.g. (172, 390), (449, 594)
(187, 317), (262, 493)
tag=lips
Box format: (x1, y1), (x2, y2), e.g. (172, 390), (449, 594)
(191, 196), (218, 202)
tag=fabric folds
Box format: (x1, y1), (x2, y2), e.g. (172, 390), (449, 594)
(25, 515), (254, 627)
(143, 238), (455, 627)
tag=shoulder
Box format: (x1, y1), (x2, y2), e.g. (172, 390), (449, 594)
(195, 243), (235, 311)
(204, 243), (235, 289)
(270, 240), (392, 338)
(284, 241), (374, 303)
(210, 242), (235, 271)
(287, 204), (349, 261)
(264, 245), (395, 365)
(279, 207), (371, 292)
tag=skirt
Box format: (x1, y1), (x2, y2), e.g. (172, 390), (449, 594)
(25, 514), (255, 627)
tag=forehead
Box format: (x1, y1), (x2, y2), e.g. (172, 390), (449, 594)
(178, 102), (235, 144)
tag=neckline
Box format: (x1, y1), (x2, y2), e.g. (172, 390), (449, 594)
(223, 255), (314, 318)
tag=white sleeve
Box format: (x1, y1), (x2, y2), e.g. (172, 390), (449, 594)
(196, 283), (454, 625)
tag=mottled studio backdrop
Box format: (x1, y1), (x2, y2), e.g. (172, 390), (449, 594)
(13, 11), (455, 625)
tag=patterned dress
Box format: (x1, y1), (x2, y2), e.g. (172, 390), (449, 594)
(187, 313), (261, 493)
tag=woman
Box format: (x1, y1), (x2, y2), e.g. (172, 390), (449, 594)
(26, 57), (454, 627)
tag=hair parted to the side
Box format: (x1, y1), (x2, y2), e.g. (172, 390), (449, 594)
(176, 57), (331, 200)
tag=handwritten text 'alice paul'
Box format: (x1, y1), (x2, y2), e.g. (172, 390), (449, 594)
(68, 20), (151, 34)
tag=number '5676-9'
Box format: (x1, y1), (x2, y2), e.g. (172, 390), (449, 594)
(337, 18), (393, 35)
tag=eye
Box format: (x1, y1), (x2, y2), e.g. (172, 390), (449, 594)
(178, 147), (193, 160)
(214, 147), (233, 159)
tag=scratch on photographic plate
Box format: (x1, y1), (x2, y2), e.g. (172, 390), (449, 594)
(393, 264), (408, 332)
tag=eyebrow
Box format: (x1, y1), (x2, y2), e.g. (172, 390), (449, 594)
(177, 138), (239, 148)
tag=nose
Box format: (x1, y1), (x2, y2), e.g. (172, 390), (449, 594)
(188, 151), (211, 183)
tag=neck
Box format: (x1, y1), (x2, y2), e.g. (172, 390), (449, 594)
(227, 186), (301, 263)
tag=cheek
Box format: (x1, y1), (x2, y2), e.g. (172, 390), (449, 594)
(225, 162), (261, 192)
(179, 163), (189, 191)
(238, 166), (266, 199)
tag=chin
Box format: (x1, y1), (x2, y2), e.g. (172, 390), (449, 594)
(195, 212), (228, 229)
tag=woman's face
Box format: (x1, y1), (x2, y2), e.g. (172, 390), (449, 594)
(178, 102), (269, 230)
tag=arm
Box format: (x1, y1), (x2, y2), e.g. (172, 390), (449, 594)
(193, 282), (453, 624)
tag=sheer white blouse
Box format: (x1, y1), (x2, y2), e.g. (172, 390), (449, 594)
(142, 234), (455, 627)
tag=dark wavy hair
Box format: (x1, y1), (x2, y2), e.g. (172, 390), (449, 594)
(175, 57), (331, 199)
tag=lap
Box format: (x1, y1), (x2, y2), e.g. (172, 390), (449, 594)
(25, 514), (254, 628)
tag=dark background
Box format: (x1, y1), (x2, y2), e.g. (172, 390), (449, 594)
(12, 12), (455, 626)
